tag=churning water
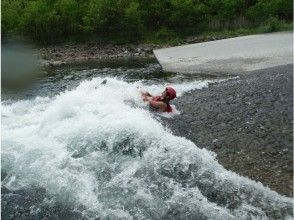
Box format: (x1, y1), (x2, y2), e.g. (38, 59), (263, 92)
(1, 62), (293, 219)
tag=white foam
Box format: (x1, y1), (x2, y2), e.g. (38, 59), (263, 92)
(2, 77), (292, 219)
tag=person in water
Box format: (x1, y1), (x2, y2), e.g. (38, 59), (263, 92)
(141, 87), (176, 112)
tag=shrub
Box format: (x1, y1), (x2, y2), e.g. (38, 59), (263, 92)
(1, 0), (293, 44)
(263, 17), (283, 32)
(2, 0), (26, 36)
(246, 0), (293, 24)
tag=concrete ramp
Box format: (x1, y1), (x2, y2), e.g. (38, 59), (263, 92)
(154, 32), (293, 74)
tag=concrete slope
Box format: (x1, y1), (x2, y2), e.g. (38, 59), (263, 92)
(153, 32), (293, 74)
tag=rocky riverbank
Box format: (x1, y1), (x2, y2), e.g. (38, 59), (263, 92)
(38, 35), (232, 67)
(163, 64), (293, 197)
(39, 43), (156, 67)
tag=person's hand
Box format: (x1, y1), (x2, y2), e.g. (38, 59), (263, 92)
(141, 91), (151, 97)
(142, 95), (149, 102)
(142, 94), (152, 102)
(144, 92), (151, 96)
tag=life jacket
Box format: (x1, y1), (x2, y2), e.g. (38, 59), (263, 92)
(151, 96), (173, 112)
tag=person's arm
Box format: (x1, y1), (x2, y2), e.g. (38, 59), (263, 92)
(142, 91), (151, 96)
(149, 100), (167, 112)
(141, 91), (151, 97)
(141, 91), (153, 101)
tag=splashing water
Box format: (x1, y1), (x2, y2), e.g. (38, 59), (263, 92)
(2, 75), (293, 219)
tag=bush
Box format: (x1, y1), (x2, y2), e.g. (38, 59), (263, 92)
(20, 0), (62, 43)
(54, 0), (81, 37)
(2, 0), (26, 36)
(246, 0), (293, 23)
(82, 0), (143, 42)
(263, 17), (283, 32)
(1, 0), (293, 44)
(168, 0), (205, 34)
(154, 27), (178, 40)
(123, 2), (144, 40)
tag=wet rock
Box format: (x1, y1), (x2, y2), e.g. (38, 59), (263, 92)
(55, 53), (62, 58)
(164, 64), (293, 197)
(39, 43), (158, 66)
(142, 47), (153, 53)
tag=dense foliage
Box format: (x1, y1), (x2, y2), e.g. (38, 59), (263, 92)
(2, 0), (293, 44)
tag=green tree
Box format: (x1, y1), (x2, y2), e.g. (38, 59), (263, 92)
(1, 0), (292, 44)
(2, 0), (27, 35)
(20, 0), (62, 43)
(54, 0), (81, 37)
(246, 0), (293, 23)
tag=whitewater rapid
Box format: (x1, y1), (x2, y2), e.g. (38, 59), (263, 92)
(2, 76), (293, 219)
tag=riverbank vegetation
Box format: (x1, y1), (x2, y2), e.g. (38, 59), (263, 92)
(2, 0), (293, 45)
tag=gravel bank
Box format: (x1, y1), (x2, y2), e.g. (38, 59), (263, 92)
(38, 35), (241, 67)
(39, 43), (156, 67)
(164, 64), (293, 197)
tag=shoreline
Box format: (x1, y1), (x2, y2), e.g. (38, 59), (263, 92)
(38, 33), (264, 67)
(39, 43), (157, 67)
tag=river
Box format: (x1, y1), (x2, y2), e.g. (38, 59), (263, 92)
(1, 60), (293, 219)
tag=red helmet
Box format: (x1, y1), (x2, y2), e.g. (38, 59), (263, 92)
(165, 87), (176, 100)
